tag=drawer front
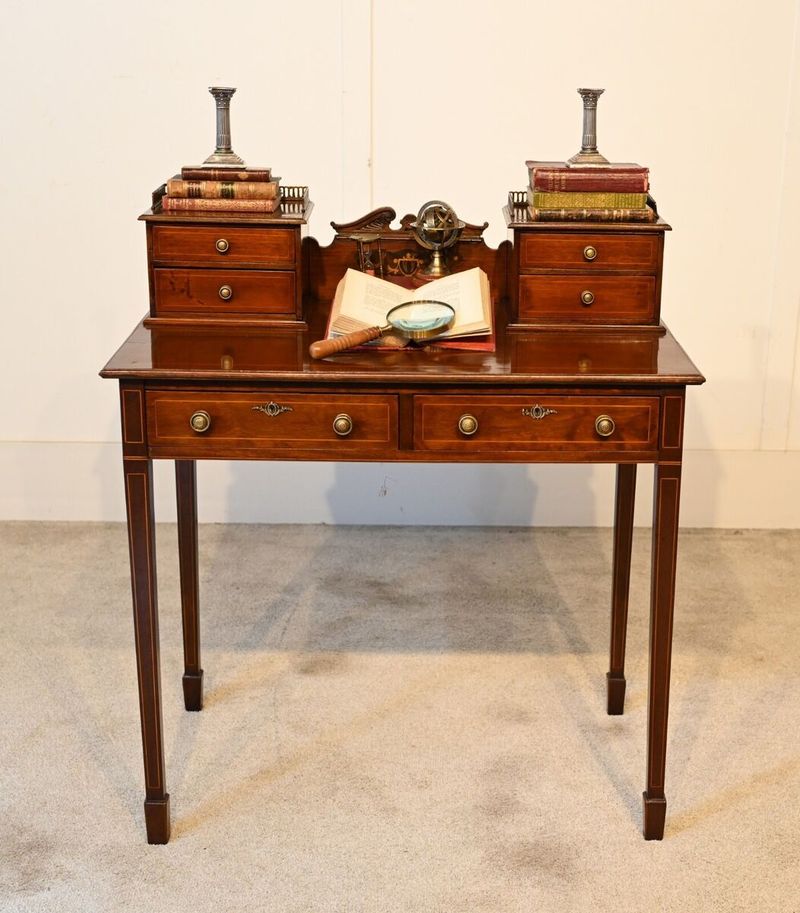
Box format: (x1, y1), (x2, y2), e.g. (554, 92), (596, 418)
(414, 395), (659, 453)
(147, 392), (397, 453)
(518, 275), (656, 323)
(150, 328), (302, 371)
(154, 268), (295, 317)
(151, 225), (296, 267)
(519, 232), (660, 271)
(510, 336), (658, 374)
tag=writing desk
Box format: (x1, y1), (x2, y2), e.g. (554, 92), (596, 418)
(101, 289), (704, 844)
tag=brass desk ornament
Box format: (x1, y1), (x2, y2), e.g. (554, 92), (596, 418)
(202, 86), (245, 168)
(348, 232), (385, 277)
(567, 88), (610, 167)
(411, 200), (465, 279)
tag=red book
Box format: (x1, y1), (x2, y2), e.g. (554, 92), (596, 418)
(180, 166), (273, 182)
(527, 160), (649, 193)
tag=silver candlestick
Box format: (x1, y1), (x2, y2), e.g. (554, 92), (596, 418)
(202, 86), (245, 168)
(567, 88), (610, 167)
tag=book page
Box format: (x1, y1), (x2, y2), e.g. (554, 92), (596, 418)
(330, 269), (407, 334)
(412, 267), (491, 338)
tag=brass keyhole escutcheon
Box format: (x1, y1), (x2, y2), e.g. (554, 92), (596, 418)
(583, 245), (597, 261)
(189, 410), (211, 433)
(215, 238), (229, 253)
(458, 414), (478, 436)
(581, 290), (595, 306)
(595, 414), (615, 437)
(218, 285), (233, 300)
(333, 413), (353, 436)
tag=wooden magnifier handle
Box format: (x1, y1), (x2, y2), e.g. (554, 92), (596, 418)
(309, 325), (385, 359)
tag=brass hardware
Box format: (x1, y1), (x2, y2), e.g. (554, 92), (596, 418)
(595, 414), (615, 437)
(583, 245), (597, 261)
(333, 413), (353, 436)
(522, 404), (558, 421)
(220, 355), (233, 370)
(581, 290), (595, 306)
(386, 251), (425, 277)
(215, 238), (229, 253)
(458, 414), (478, 436)
(218, 284), (233, 300)
(189, 410), (211, 433)
(252, 402), (293, 417)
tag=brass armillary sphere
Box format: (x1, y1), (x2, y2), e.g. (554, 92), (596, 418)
(411, 200), (465, 278)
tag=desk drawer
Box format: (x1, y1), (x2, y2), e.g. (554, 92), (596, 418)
(154, 268), (296, 318)
(519, 232), (660, 271)
(147, 391), (397, 453)
(414, 395), (659, 453)
(518, 275), (656, 323)
(151, 225), (296, 267)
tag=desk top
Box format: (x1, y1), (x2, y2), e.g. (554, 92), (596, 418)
(101, 301), (704, 388)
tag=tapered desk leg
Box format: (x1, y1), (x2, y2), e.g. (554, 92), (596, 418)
(643, 461), (682, 840)
(124, 457), (170, 844)
(608, 464), (636, 715)
(176, 460), (203, 711)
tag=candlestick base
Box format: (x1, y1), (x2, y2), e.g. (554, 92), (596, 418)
(201, 151), (246, 167)
(567, 149), (611, 167)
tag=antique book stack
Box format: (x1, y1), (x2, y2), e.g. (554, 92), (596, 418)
(526, 160), (653, 222)
(160, 165), (282, 214)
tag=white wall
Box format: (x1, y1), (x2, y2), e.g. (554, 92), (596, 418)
(1, 0), (798, 527)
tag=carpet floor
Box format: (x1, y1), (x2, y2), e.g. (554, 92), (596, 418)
(1, 523), (798, 912)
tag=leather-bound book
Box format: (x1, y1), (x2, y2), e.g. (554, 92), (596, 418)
(529, 206), (655, 223)
(161, 195), (282, 213)
(527, 161), (649, 193)
(166, 177), (280, 200)
(180, 166), (272, 182)
(529, 189), (648, 209)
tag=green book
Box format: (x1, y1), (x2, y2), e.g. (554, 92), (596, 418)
(529, 188), (648, 210)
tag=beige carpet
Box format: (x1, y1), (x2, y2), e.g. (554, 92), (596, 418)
(1, 523), (798, 912)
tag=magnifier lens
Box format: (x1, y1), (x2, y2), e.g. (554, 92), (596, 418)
(388, 301), (454, 333)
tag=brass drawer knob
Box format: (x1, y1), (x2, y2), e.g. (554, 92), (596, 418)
(581, 290), (595, 306)
(458, 414), (478, 436)
(333, 413), (353, 436)
(218, 284), (233, 300)
(583, 245), (597, 261)
(215, 238), (229, 253)
(595, 414), (615, 437)
(189, 410), (211, 434)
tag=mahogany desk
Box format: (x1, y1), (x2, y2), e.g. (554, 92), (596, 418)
(101, 299), (704, 845)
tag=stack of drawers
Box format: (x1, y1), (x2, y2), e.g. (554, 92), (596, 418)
(141, 191), (311, 324)
(507, 211), (669, 328)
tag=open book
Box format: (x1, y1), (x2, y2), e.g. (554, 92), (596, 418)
(327, 267), (493, 347)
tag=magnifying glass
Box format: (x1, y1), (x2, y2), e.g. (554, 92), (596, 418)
(309, 299), (456, 359)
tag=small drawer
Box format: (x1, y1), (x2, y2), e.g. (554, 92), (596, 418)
(151, 225), (296, 268)
(150, 327), (303, 372)
(147, 391), (398, 454)
(518, 275), (656, 323)
(414, 395), (659, 453)
(519, 232), (660, 271)
(510, 335), (658, 375)
(154, 269), (296, 318)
